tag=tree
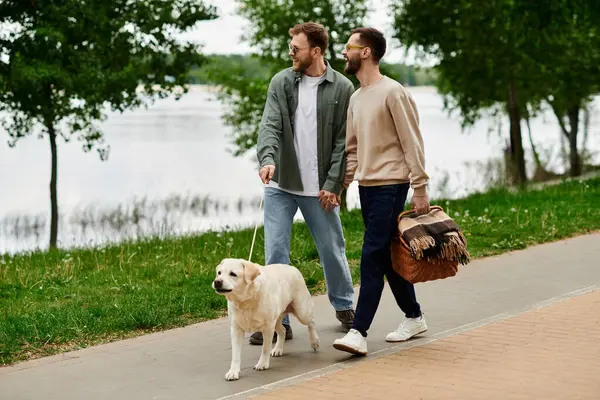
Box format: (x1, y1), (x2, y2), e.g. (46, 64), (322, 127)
(391, 0), (569, 187)
(540, 1), (600, 177)
(0, 0), (217, 249)
(393, 1), (600, 183)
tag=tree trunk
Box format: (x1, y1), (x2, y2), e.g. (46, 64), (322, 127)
(567, 106), (581, 177)
(507, 80), (527, 187)
(580, 104), (591, 167)
(525, 110), (542, 169)
(548, 99), (583, 177)
(582, 105), (590, 150)
(47, 119), (59, 249)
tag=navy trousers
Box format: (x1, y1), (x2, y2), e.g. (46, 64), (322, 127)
(352, 183), (422, 337)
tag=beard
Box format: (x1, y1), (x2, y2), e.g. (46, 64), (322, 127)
(344, 57), (361, 75)
(292, 55), (313, 72)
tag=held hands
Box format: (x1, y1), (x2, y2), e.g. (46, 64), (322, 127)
(318, 190), (339, 212)
(342, 173), (353, 190)
(259, 165), (339, 212)
(410, 193), (431, 215)
(259, 165), (275, 184)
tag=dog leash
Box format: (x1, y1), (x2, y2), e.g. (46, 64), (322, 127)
(248, 196), (264, 262)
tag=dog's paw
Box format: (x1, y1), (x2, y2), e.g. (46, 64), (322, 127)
(311, 340), (320, 351)
(253, 360), (270, 371)
(310, 335), (320, 351)
(270, 347), (284, 357)
(225, 369), (240, 381)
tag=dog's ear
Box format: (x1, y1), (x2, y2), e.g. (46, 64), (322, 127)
(242, 261), (261, 283)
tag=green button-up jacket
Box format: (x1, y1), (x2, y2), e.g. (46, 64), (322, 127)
(256, 61), (355, 196)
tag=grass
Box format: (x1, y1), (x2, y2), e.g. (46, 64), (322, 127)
(1, 177), (600, 365)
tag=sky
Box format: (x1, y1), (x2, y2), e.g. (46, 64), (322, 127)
(179, 0), (416, 64)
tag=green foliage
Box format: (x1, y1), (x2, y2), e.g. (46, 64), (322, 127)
(392, 0), (543, 127)
(392, 1), (600, 179)
(0, 0), (217, 155)
(187, 54), (275, 155)
(239, 0), (369, 69)
(0, 0), (217, 248)
(540, 1), (600, 114)
(204, 0), (371, 157)
(380, 61), (436, 87)
(187, 54), (272, 84)
(194, 53), (278, 156)
(537, 1), (600, 176)
(392, 0), (555, 186)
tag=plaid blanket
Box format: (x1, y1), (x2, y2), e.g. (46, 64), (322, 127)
(398, 207), (470, 265)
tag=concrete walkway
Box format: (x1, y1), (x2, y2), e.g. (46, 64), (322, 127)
(1, 232), (599, 400)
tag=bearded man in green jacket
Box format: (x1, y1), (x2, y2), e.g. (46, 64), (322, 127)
(251, 21), (356, 345)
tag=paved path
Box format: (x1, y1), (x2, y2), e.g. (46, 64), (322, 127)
(252, 288), (600, 400)
(1, 232), (599, 400)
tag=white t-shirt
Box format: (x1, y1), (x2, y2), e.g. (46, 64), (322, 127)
(269, 72), (324, 197)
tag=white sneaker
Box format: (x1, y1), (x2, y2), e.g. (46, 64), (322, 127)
(385, 315), (428, 342)
(333, 329), (368, 355)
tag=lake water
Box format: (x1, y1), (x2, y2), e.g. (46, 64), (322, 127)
(1, 85), (599, 254)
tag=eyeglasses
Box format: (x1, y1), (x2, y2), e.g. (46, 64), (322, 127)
(344, 44), (367, 51)
(289, 43), (309, 54)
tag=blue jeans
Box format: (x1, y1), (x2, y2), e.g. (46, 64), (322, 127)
(352, 183), (422, 337)
(263, 187), (355, 325)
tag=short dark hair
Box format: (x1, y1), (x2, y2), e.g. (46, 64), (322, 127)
(289, 22), (329, 55)
(351, 27), (386, 62)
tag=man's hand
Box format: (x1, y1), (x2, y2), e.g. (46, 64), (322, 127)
(411, 193), (431, 215)
(342, 174), (354, 190)
(259, 165), (275, 184)
(318, 190), (338, 212)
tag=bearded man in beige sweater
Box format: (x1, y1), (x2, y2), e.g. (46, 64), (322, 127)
(333, 27), (431, 356)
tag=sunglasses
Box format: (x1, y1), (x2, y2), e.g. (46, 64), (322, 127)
(344, 44), (367, 51)
(288, 43), (310, 55)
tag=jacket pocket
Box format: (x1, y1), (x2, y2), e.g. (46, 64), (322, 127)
(327, 100), (338, 126)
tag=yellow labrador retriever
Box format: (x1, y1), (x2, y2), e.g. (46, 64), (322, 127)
(212, 258), (319, 381)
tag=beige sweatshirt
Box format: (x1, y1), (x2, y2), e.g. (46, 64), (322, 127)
(344, 76), (429, 197)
